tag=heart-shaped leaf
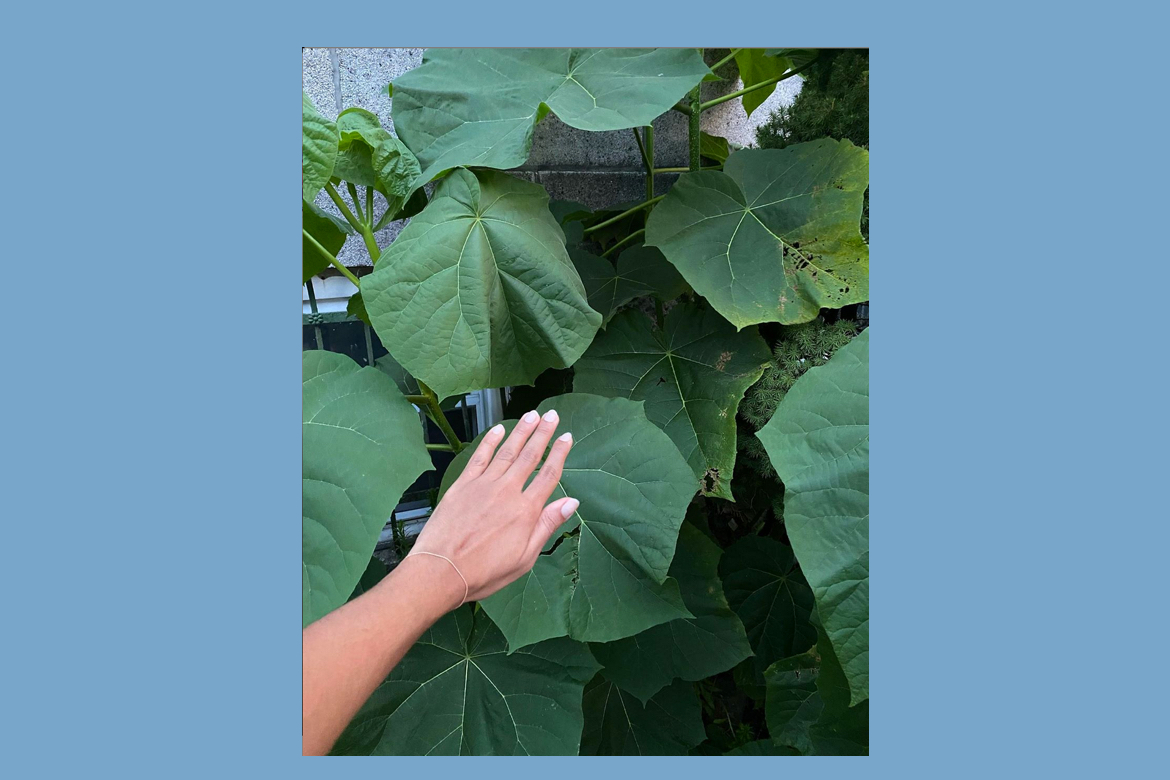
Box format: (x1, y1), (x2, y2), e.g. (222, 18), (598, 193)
(733, 49), (792, 117)
(720, 535), (816, 676)
(302, 351), (431, 627)
(439, 393), (696, 648)
(573, 302), (771, 499)
(589, 522), (751, 703)
(580, 677), (706, 756)
(363, 168), (601, 399)
(758, 329), (868, 705)
(302, 93), (338, 201)
(646, 140), (869, 328)
(333, 606), (600, 755)
(392, 48), (711, 186)
(570, 245), (688, 327)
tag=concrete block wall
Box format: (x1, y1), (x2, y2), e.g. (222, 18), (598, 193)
(302, 48), (801, 268)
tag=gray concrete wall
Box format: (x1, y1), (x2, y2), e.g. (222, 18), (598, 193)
(303, 48), (801, 268)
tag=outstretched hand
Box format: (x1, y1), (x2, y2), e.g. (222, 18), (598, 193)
(408, 408), (578, 607)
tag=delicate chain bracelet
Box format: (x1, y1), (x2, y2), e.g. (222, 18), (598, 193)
(406, 551), (469, 606)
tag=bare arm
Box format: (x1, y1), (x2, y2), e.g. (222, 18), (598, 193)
(302, 408), (578, 755)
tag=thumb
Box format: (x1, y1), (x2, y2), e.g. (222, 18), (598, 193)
(528, 496), (580, 556)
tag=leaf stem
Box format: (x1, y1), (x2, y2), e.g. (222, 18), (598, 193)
(325, 182), (363, 232)
(653, 166), (722, 173)
(709, 48), (743, 73)
(365, 186), (374, 226)
(601, 229), (644, 258)
(347, 182), (365, 225)
(688, 84), (702, 170)
(699, 60), (815, 112)
(302, 228), (361, 287)
(406, 394), (428, 405)
(417, 380), (464, 452)
(644, 125), (655, 201)
(582, 196), (664, 236)
(425, 443), (454, 452)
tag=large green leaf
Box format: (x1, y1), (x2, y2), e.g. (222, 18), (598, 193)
(733, 49), (792, 117)
(333, 606), (600, 755)
(757, 329), (868, 705)
(439, 394), (696, 648)
(570, 245), (688, 327)
(763, 650), (822, 754)
(720, 535), (816, 675)
(302, 351), (431, 627)
(580, 677), (706, 756)
(302, 200), (350, 282)
(589, 522), (751, 703)
(646, 140), (869, 328)
(392, 48), (711, 186)
(807, 628), (868, 755)
(331, 108), (421, 217)
(573, 302), (770, 499)
(302, 93), (337, 201)
(363, 168), (601, 399)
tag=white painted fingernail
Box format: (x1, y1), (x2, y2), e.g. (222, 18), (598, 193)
(560, 498), (580, 518)
(542, 409), (559, 422)
(490, 424), (504, 436)
(522, 410), (539, 423)
(558, 432), (573, 443)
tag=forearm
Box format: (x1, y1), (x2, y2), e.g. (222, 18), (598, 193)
(302, 555), (462, 756)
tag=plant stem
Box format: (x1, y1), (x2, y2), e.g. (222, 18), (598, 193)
(303, 228), (361, 287)
(425, 443), (454, 452)
(365, 186), (374, 226)
(406, 394), (428, 406)
(582, 196), (664, 236)
(306, 280), (324, 349)
(644, 125), (654, 201)
(688, 84), (702, 171)
(601, 229), (644, 258)
(325, 182), (363, 233)
(709, 48), (743, 73)
(632, 127), (651, 176)
(699, 60), (815, 112)
(653, 166), (722, 173)
(417, 380), (464, 452)
(670, 101), (692, 116)
(347, 182), (365, 226)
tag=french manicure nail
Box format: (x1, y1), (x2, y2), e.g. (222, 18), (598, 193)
(558, 432), (573, 443)
(522, 410), (539, 423)
(560, 498), (580, 518)
(490, 423), (504, 436)
(542, 409), (559, 422)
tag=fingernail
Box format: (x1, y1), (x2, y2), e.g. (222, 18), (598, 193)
(542, 409), (559, 422)
(560, 498), (580, 518)
(558, 431), (572, 443)
(490, 424), (504, 436)
(522, 410), (539, 423)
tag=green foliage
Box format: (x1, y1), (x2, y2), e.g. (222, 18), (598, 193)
(302, 48), (869, 756)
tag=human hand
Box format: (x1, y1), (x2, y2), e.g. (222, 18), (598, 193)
(406, 408), (578, 607)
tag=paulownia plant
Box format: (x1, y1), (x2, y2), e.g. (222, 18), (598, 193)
(302, 47), (869, 755)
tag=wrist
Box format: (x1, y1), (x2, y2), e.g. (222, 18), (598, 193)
(396, 553), (466, 615)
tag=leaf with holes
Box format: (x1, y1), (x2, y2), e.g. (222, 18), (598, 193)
(302, 351), (431, 627)
(392, 48), (710, 186)
(362, 168), (601, 400)
(589, 522), (751, 703)
(580, 677), (706, 755)
(302, 93), (338, 201)
(438, 393), (696, 648)
(570, 245), (688, 327)
(332, 606), (600, 755)
(758, 328), (868, 705)
(720, 535), (816, 676)
(764, 650), (822, 754)
(573, 302), (770, 499)
(646, 140), (869, 328)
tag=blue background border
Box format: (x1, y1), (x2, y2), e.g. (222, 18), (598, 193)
(7, 2), (1163, 774)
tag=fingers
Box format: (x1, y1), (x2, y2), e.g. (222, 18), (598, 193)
(526, 496), (580, 559)
(524, 430), (573, 502)
(508, 409), (561, 481)
(483, 410), (541, 479)
(459, 423), (506, 481)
